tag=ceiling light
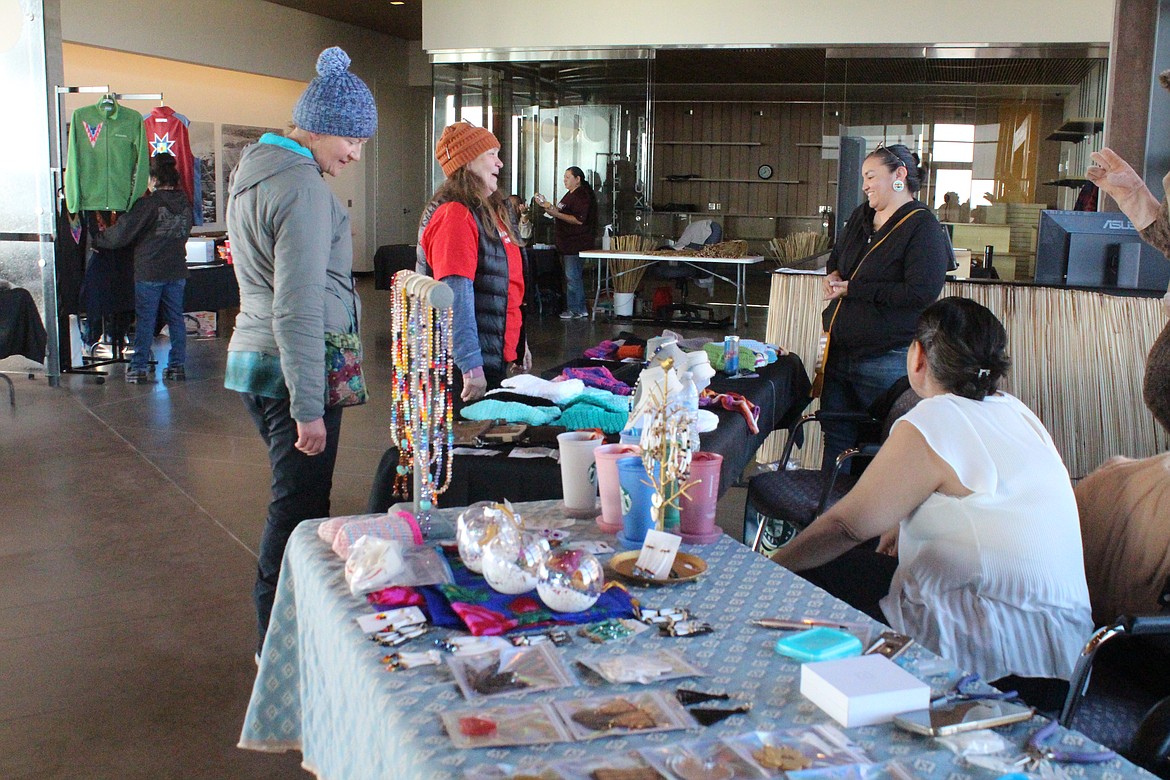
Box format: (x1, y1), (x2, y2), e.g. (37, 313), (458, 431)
(390, 1), (404, 4)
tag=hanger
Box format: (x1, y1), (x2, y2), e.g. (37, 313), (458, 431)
(97, 92), (116, 112)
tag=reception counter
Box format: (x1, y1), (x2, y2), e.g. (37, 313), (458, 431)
(762, 271), (1170, 479)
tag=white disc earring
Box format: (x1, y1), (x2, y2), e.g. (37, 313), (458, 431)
(892, 180), (905, 192)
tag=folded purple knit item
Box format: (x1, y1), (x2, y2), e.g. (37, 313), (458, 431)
(583, 339), (619, 360)
(561, 365), (633, 396)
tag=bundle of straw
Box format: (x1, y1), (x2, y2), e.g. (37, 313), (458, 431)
(696, 239), (747, 258)
(611, 234), (657, 253)
(609, 234), (658, 293)
(767, 231), (830, 269)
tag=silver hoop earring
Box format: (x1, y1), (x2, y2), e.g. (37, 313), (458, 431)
(892, 180), (905, 193)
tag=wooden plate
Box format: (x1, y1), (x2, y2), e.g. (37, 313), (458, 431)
(606, 551), (708, 586)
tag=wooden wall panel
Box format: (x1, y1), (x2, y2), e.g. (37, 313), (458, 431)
(652, 98), (1061, 232)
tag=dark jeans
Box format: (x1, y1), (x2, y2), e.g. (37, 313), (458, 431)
(820, 346), (909, 471)
(797, 546), (898, 623)
(243, 394), (343, 646)
(562, 252), (586, 314)
(132, 279), (187, 372)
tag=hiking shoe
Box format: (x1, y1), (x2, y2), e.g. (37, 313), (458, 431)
(559, 310), (574, 320)
(125, 369), (150, 384)
(163, 366), (186, 381)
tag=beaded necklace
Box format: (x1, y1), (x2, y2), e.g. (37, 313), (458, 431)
(389, 271), (455, 528)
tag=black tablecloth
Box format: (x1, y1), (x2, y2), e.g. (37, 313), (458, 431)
(0, 287), (47, 363)
(184, 263), (239, 312)
(367, 354), (810, 512)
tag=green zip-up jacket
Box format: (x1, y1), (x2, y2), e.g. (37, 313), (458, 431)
(64, 99), (149, 213)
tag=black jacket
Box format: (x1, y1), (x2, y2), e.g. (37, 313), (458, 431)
(93, 188), (193, 283)
(823, 200), (951, 358)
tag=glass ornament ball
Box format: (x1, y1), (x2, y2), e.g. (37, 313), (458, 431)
(537, 549), (604, 612)
(456, 502), (516, 574)
(481, 525), (551, 595)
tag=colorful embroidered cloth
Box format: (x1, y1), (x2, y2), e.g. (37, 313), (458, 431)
(700, 388), (761, 435)
(366, 548), (636, 635)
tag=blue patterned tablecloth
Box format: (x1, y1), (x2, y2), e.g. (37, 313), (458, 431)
(240, 500), (1147, 780)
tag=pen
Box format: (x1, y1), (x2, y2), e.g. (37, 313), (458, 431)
(748, 618), (855, 631)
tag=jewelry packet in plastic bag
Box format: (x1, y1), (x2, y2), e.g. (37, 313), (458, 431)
(388, 544), (454, 587)
(722, 724), (872, 777)
(577, 648), (705, 685)
(442, 701), (572, 749)
(555, 690), (696, 741)
(447, 642), (576, 700)
(543, 752), (664, 780)
(641, 738), (766, 780)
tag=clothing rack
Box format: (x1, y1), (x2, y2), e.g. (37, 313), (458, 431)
(51, 86), (163, 382)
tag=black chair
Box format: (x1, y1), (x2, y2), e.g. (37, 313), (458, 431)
(744, 376), (919, 555)
(0, 287), (48, 408)
(1057, 610), (1170, 777)
(652, 220), (721, 325)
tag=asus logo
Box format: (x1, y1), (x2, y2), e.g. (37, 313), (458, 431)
(1103, 219), (1134, 230)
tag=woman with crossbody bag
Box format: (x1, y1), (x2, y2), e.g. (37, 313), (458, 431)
(816, 143), (952, 471)
(224, 47), (377, 657)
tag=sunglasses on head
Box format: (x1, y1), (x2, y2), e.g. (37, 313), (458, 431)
(875, 142), (906, 168)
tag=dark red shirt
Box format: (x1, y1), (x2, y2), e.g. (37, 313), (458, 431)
(554, 186), (597, 255)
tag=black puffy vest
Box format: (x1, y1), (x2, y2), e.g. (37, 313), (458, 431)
(468, 210), (510, 374)
(417, 201), (511, 375)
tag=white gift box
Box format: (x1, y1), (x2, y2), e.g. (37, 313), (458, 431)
(800, 653), (930, 727)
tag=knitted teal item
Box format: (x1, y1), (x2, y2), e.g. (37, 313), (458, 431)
(562, 387), (631, 415)
(558, 404), (628, 434)
(293, 47), (377, 138)
(702, 342), (759, 372)
(459, 399), (562, 426)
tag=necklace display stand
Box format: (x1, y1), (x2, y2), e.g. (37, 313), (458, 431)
(388, 271), (455, 536)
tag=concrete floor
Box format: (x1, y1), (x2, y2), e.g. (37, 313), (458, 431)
(0, 271), (775, 779)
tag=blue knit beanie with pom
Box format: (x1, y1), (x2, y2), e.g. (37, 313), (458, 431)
(293, 47), (377, 139)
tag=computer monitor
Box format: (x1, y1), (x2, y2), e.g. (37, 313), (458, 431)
(1034, 210), (1169, 291)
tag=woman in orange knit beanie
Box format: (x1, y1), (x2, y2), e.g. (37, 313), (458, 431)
(417, 121), (530, 403)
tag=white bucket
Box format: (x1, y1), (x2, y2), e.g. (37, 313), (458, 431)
(613, 291), (635, 316)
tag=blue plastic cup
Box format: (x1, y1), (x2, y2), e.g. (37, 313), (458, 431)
(619, 427), (642, 446)
(616, 456), (658, 550)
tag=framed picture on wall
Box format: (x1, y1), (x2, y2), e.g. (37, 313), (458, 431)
(188, 121), (216, 226)
(221, 124), (283, 183)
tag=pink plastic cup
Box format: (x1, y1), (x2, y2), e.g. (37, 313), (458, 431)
(679, 451), (724, 544)
(593, 443), (641, 533)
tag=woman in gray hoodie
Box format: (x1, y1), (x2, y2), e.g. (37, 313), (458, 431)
(224, 47), (377, 653)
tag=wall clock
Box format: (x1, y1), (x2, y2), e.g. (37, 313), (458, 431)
(758, 164), (774, 180)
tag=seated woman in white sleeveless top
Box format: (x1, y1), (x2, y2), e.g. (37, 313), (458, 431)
(772, 297), (1092, 708)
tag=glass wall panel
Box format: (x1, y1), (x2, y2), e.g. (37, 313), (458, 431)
(431, 48), (1107, 284)
(431, 57), (652, 245)
(822, 51), (1107, 281)
(0, 0), (54, 374)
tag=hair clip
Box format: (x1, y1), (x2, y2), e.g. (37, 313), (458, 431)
(977, 368), (991, 378)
